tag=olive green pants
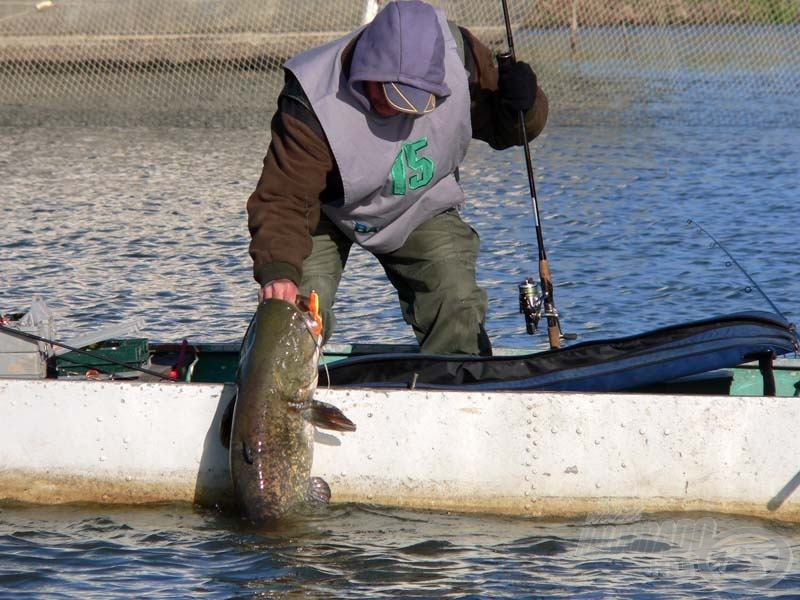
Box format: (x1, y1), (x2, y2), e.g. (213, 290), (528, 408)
(299, 209), (491, 355)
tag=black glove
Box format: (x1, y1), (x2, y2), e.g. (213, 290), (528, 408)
(497, 59), (537, 113)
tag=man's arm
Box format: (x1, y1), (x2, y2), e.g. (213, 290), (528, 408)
(246, 84), (334, 290)
(459, 27), (549, 150)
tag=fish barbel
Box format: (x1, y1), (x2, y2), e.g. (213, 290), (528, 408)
(228, 296), (355, 523)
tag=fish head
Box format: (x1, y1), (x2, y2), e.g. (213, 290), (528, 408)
(239, 297), (322, 407)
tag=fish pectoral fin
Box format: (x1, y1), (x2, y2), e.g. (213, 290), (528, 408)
(307, 399), (357, 432)
(305, 476), (331, 506)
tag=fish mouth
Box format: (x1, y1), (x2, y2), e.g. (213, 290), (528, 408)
(300, 316), (323, 351)
(302, 314), (322, 339)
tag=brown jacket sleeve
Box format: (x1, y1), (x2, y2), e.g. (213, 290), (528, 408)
(247, 27), (549, 285)
(247, 105), (333, 286)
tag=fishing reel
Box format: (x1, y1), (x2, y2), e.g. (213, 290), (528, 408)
(518, 277), (577, 343)
(518, 277), (546, 335)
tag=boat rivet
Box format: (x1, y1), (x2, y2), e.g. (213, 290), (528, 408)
(594, 439), (601, 445)
(367, 454), (372, 460)
(96, 416), (103, 422)
(620, 422), (625, 428)
(576, 427), (582, 435)
(526, 433), (532, 439)
(123, 437), (129, 444)
(367, 413), (373, 418)
(525, 475), (530, 481)
(531, 453), (538, 460)
(125, 476), (132, 481)
(595, 482), (601, 489)
(99, 456), (107, 462)
(531, 411), (538, 417)
(526, 419), (532, 425)
(551, 427), (558, 434)
(533, 427), (538, 433)
(663, 429), (671, 436)
(639, 428), (646, 435)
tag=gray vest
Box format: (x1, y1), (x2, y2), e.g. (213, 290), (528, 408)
(284, 10), (471, 254)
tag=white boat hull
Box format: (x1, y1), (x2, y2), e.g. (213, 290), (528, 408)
(2, 378), (799, 522)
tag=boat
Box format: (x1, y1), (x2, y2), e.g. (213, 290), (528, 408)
(1, 305), (799, 523)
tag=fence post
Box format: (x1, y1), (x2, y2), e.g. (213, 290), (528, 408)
(570, 0), (579, 55)
(363, 0), (380, 24)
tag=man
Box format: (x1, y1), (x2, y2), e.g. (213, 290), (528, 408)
(247, 0), (547, 355)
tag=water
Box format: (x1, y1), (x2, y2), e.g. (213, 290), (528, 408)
(3, 503), (800, 598)
(2, 123), (797, 350)
(2, 55), (800, 599)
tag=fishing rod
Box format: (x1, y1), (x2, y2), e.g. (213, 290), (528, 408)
(0, 324), (175, 381)
(499, 0), (572, 349)
(687, 219), (799, 351)
(686, 219), (789, 319)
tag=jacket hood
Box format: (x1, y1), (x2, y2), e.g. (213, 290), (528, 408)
(349, 1), (451, 113)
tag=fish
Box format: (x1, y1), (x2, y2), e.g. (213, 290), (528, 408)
(226, 296), (355, 524)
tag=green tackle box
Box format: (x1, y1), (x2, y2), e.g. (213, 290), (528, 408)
(56, 338), (150, 376)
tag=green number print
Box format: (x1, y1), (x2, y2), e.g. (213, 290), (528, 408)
(391, 137), (435, 195)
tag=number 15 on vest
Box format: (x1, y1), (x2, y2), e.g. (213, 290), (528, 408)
(391, 137), (435, 195)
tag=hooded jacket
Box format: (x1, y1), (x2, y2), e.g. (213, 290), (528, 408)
(283, 3), (470, 253)
(247, 12), (548, 287)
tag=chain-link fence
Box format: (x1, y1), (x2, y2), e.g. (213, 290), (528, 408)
(1, 0), (798, 127)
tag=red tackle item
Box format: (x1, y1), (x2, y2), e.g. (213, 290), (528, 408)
(308, 291), (323, 337)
